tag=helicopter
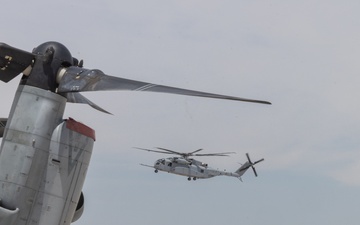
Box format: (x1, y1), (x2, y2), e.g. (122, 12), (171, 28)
(0, 41), (270, 225)
(137, 147), (264, 181)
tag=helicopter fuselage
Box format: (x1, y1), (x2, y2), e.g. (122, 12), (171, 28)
(153, 157), (241, 180)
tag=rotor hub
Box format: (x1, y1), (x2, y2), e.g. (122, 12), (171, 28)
(21, 42), (75, 92)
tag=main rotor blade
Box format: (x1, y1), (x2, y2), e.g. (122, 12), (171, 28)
(57, 67), (271, 105)
(194, 152), (236, 157)
(0, 43), (34, 82)
(64, 92), (112, 114)
(190, 148), (203, 154)
(156, 147), (183, 155)
(134, 147), (176, 155)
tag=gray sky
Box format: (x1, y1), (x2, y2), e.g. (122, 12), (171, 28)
(1, 1), (360, 224)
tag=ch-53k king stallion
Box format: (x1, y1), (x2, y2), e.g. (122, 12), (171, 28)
(0, 41), (271, 225)
(138, 147), (264, 181)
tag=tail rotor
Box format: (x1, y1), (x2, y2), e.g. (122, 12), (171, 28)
(236, 153), (264, 177)
(246, 153), (264, 177)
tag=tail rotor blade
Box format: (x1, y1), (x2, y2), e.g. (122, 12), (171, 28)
(246, 153), (253, 164)
(253, 158), (265, 165)
(252, 166), (258, 177)
(245, 153), (264, 177)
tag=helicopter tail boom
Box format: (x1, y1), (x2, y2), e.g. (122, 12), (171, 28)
(235, 161), (252, 177)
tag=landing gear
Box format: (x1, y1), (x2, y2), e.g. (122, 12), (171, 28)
(193, 177), (196, 181)
(188, 177), (191, 181)
(188, 177), (197, 181)
(154, 169), (158, 173)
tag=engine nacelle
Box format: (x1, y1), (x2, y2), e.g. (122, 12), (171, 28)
(72, 192), (84, 223)
(173, 158), (191, 165)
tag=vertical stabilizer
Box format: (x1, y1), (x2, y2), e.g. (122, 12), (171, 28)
(235, 161), (252, 177)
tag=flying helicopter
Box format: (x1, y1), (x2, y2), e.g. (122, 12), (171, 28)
(0, 41), (270, 225)
(137, 147), (264, 181)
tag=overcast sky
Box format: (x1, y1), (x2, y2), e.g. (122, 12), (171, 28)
(1, 1), (360, 225)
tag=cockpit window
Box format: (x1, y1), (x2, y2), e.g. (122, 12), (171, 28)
(156, 159), (165, 165)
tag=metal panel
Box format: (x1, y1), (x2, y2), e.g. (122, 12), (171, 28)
(0, 85), (67, 225)
(0, 200), (19, 225)
(36, 119), (94, 225)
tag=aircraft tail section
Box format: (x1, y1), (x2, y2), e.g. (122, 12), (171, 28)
(235, 153), (264, 178)
(235, 161), (252, 177)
